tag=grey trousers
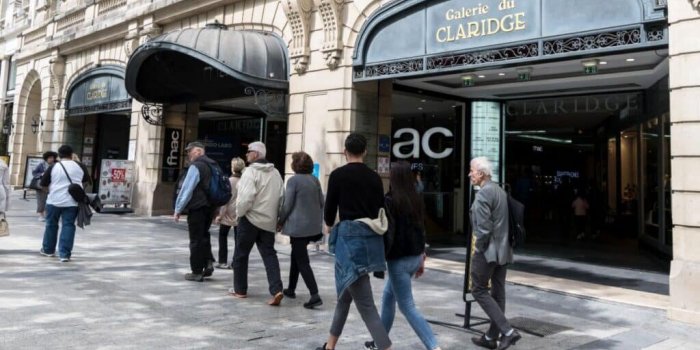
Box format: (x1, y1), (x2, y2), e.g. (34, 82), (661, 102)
(330, 274), (392, 350)
(36, 190), (48, 213)
(470, 251), (512, 338)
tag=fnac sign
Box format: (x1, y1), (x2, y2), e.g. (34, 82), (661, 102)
(392, 127), (454, 159)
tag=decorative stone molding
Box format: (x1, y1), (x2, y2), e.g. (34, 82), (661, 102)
(282, 0), (314, 74)
(124, 24), (140, 57)
(49, 54), (66, 110)
(139, 23), (162, 45)
(316, 0), (344, 70)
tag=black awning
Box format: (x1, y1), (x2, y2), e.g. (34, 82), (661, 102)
(125, 24), (288, 104)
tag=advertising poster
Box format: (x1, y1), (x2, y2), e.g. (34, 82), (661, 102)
(23, 156), (45, 188)
(98, 159), (135, 205)
(470, 101), (502, 183)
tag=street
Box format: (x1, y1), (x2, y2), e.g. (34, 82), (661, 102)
(1, 192), (698, 350)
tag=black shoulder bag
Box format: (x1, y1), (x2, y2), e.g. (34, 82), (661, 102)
(58, 162), (87, 203)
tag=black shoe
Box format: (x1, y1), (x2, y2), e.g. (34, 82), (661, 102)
(471, 335), (497, 349)
(364, 340), (378, 350)
(303, 294), (323, 309)
(315, 343), (333, 350)
(184, 273), (204, 282)
(497, 330), (521, 350)
(203, 260), (214, 277)
(283, 288), (296, 299)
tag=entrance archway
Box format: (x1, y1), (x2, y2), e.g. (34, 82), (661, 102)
(10, 71), (42, 186)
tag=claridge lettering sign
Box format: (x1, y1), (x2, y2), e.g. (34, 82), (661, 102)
(428, 0), (540, 54)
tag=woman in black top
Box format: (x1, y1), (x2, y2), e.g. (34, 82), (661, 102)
(366, 161), (441, 350)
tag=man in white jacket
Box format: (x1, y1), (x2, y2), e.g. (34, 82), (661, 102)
(230, 141), (286, 306)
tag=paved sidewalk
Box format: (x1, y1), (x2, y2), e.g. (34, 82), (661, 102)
(1, 191), (699, 349)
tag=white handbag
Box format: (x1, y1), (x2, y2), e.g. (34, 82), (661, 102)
(0, 214), (8, 237)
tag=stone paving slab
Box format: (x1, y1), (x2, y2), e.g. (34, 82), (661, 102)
(1, 191), (700, 349)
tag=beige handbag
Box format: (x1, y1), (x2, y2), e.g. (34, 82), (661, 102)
(0, 214), (8, 237)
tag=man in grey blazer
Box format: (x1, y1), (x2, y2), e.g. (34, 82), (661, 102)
(469, 157), (521, 350)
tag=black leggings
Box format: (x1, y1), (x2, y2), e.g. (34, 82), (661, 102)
(218, 225), (237, 264)
(287, 236), (319, 296)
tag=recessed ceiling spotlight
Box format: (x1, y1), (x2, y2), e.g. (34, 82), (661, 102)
(498, 73), (506, 76)
(626, 58), (635, 62)
(421, 99), (427, 103)
(599, 61), (608, 65)
(417, 107), (423, 110)
(451, 105), (457, 108)
(478, 75), (486, 78)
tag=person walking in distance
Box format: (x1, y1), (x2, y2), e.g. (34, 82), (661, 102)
(173, 141), (218, 282)
(278, 151), (324, 309)
(33, 151), (58, 221)
(0, 158), (10, 217)
(316, 133), (392, 350)
(365, 161), (442, 350)
(213, 157), (246, 269)
(39, 145), (90, 262)
(469, 157), (521, 350)
(229, 142), (286, 306)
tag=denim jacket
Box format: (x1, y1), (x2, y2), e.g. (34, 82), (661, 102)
(329, 220), (386, 297)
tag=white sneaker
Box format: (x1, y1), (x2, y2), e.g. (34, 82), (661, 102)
(38, 216), (45, 222)
(40, 249), (55, 257)
(60, 257), (70, 262)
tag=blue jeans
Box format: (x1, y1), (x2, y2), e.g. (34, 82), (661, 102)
(41, 204), (79, 259)
(381, 254), (438, 350)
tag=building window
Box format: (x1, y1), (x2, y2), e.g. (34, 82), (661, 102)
(6, 59), (17, 93)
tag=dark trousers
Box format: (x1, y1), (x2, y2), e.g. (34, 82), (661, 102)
(187, 206), (215, 274)
(330, 274), (392, 350)
(219, 225), (237, 264)
(232, 216), (283, 296)
(470, 251), (512, 338)
(287, 236), (319, 296)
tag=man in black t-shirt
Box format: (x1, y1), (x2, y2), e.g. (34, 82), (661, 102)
(317, 133), (392, 350)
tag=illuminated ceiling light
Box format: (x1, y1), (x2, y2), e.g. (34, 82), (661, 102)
(599, 61), (608, 65)
(421, 99), (427, 103)
(478, 75), (486, 78)
(417, 107), (423, 110)
(498, 72), (506, 76)
(626, 58), (636, 62)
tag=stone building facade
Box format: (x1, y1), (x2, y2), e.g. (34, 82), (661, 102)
(1, 0), (699, 325)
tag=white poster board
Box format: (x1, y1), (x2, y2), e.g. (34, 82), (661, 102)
(23, 156), (45, 188)
(98, 159), (135, 205)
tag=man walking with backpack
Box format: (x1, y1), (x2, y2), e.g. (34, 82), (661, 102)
(174, 141), (231, 282)
(229, 141), (286, 306)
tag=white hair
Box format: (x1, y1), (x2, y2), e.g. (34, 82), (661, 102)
(471, 157), (493, 177)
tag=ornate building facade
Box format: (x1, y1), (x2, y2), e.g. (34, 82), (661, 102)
(2, 0), (699, 324)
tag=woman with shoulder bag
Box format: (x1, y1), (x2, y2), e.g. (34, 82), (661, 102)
(0, 158), (11, 236)
(365, 161), (442, 350)
(278, 151), (324, 309)
(33, 152), (58, 221)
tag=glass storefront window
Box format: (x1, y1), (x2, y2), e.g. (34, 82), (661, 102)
(642, 117), (660, 239)
(391, 91), (463, 242)
(662, 113), (672, 246)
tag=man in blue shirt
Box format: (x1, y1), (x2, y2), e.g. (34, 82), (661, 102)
(174, 141), (217, 282)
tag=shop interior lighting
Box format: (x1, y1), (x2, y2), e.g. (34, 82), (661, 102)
(599, 61), (608, 65)
(516, 134), (572, 144)
(498, 72), (506, 76)
(478, 75), (486, 78)
(626, 58), (636, 62)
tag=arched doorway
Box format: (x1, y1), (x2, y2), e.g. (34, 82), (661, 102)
(10, 72), (42, 186)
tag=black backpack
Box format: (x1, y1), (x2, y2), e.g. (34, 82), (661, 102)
(507, 195), (526, 248)
(203, 162), (232, 207)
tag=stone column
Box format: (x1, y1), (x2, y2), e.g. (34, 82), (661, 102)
(668, 0), (700, 325)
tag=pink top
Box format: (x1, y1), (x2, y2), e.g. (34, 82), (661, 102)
(572, 198), (589, 216)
